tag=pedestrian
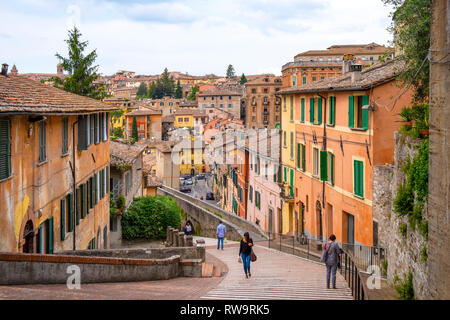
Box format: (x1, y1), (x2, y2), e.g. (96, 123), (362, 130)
(184, 221), (192, 235)
(239, 232), (254, 279)
(216, 222), (226, 250)
(321, 234), (341, 289)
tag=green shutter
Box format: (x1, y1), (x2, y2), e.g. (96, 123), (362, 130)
(80, 184), (86, 219)
(76, 188), (80, 225)
(0, 119), (11, 180)
(77, 115), (87, 151)
(62, 117), (68, 154)
(329, 97), (335, 125)
(47, 218), (54, 254)
(249, 186), (253, 202)
(302, 144), (306, 172)
(362, 95), (369, 129)
(68, 193), (73, 232)
(310, 98), (315, 123)
(284, 167), (287, 182)
(348, 96), (354, 128)
(106, 166), (110, 195)
(290, 96), (294, 121)
(37, 224), (43, 253)
(330, 153), (334, 185)
(297, 143), (301, 168)
(60, 198), (66, 241)
(290, 169), (294, 197)
(318, 98), (322, 125)
(301, 98), (305, 122)
(89, 177), (94, 209)
(354, 160), (364, 197)
(320, 150), (328, 181)
(39, 121), (46, 162)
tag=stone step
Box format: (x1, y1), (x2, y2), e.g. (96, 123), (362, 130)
(212, 265), (222, 277)
(202, 262), (214, 278)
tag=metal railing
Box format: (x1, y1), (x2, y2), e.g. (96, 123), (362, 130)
(266, 232), (373, 300)
(341, 243), (387, 275)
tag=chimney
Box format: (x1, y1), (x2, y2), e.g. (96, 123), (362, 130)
(1, 63), (9, 76)
(342, 54), (355, 75)
(350, 64), (363, 83)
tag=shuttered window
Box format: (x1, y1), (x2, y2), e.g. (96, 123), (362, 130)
(249, 185), (253, 203)
(94, 114), (100, 144)
(105, 113), (109, 141)
(317, 98), (322, 125)
(348, 96), (354, 128)
(75, 188), (80, 226)
(362, 95), (369, 130)
(80, 183), (86, 219)
(89, 114), (94, 145)
(106, 166), (110, 194)
(290, 169), (294, 197)
(67, 193), (74, 233)
(290, 96), (294, 121)
(89, 177), (94, 209)
(290, 132), (294, 159)
(62, 117), (68, 154)
(297, 143), (301, 168)
(354, 160), (364, 197)
(60, 197), (66, 241)
(320, 150), (328, 181)
(301, 98), (305, 122)
(77, 115), (88, 151)
(328, 152), (335, 185)
(46, 218), (54, 254)
(39, 121), (46, 163)
(0, 119), (11, 180)
(329, 96), (336, 126)
(301, 144), (306, 172)
(309, 98), (315, 123)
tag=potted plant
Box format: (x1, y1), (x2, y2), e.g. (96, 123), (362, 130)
(399, 107), (413, 128)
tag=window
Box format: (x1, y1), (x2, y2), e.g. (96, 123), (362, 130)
(273, 164), (278, 182)
(297, 143), (301, 168)
(348, 95), (369, 129)
(292, 75), (297, 86)
(160, 102), (164, 107)
(228, 104), (232, 108)
(283, 131), (287, 147)
(283, 96), (286, 111)
(264, 88), (268, 93)
(328, 152), (334, 185)
(184, 117), (189, 122)
(38, 121), (46, 163)
(169, 102), (173, 106)
(220, 104), (224, 108)
(212, 96), (215, 100)
(251, 88), (256, 94)
(62, 117), (68, 154)
(309, 97), (322, 125)
(354, 160), (364, 197)
(229, 96), (232, 100)
(37, 218), (54, 254)
(290, 132), (294, 160)
(249, 185), (253, 203)
(301, 98), (305, 122)
(0, 119), (11, 180)
(265, 161), (268, 179)
(290, 96), (294, 121)
(211, 104), (215, 108)
(60, 193), (74, 241)
(312, 76), (316, 82)
(178, 118), (183, 122)
(328, 96), (336, 126)
(220, 96), (223, 100)
(255, 191), (261, 210)
(94, 113), (100, 144)
(320, 150), (328, 181)
(302, 76), (307, 84)
(89, 114), (94, 145)
(312, 147), (319, 177)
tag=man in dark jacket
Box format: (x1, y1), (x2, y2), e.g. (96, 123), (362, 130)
(323, 234), (341, 289)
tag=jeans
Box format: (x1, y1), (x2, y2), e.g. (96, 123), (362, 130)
(241, 253), (251, 275)
(217, 237), (224, 249)
(326, 263), (337, 288)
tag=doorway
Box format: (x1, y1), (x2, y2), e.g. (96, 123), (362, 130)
(23, 220), (34, 253)
(316, 201), (323, 241)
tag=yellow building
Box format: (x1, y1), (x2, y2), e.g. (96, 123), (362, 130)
(279, 94), (296, 234)
(179, 139), (207, 176)
(104, 97), (136, 134)
(174, 112), (194, 129)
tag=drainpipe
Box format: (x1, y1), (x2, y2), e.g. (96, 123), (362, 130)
(318, 93), (327, 241)
(72, 120), (78, 251)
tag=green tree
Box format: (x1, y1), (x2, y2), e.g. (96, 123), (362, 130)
(136, 82), (148, 98)
(226, 64), (236, 78)
(175, 80), (183, 98)
(187, 84), (199, 101)
(147, 81), (156, 98)
(383, 0), (431, 102)
(131, 116), (139, 141)
(53, 27), (106, 100)
(121, 196), (181, 240)
(239, 73), (247, 84)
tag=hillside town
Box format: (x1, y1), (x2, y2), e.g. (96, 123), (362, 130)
(0, 0), (448, 304)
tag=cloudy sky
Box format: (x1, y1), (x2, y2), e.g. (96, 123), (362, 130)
(1, 0), (394, 76)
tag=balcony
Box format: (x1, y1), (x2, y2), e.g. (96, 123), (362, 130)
(281, 60), (341, 71)
(263, 120), (269, 125)
(280, 183), (294, 202)
(263, 100), (269, 105)
(263, 110), (269, 115)
(275, 99), (281, 105)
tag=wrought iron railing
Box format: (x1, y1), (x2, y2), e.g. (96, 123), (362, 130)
(265, 232), (373, 300)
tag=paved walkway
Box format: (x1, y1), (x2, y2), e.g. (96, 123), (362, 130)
(201, 244), (353, 300)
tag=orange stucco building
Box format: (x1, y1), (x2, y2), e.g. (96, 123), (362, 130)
(279, 59), (412, 246)
(0, 72), (119, 253)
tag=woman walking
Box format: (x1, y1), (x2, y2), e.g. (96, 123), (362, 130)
(239, 232), (253, 278)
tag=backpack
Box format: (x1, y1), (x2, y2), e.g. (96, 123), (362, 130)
(321, 241), (332, 262)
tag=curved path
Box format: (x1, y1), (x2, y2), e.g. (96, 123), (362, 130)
(201, 243), (353, 300)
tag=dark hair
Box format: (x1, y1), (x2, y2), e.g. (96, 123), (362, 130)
(244, 232), (250, 240)
(329, 234), (336, 241)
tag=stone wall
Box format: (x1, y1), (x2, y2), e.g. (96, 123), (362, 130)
(373, 133), (429, 298)
(427, 0), (450, 299)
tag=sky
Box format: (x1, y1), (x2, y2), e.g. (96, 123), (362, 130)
(0, 0), (394, 77)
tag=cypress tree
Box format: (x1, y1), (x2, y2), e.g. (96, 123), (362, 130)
(132, 116), (139, 142)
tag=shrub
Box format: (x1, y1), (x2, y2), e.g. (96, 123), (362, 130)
(399, 222), (408, 239)
(394, 185), (414, 217)
(395, 272), (415, 300)
(121, 196), (181, 240)
(116, 195), (126, 209)
(420, 246), (428, 263)
(418, 219), (428, 239)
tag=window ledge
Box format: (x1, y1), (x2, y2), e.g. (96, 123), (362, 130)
(0, 175), (14, 183)
(37, 160), (48, 167)
(350, 128), (367, 132)
(354, 194), (365, 200)
(326, 124), (335, 128)
(61, 153), (69, 158)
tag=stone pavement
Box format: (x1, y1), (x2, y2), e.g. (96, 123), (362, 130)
(201, 244), (354, 300)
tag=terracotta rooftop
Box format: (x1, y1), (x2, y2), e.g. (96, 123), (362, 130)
(294, 43), (393, 59)
(162, 115), (175, 122)
(246, 76), (282, 86)
(0, 74), (120, 113)
(174, 109), (207, 117)
(126, 108), (162, 116)
(144, 175), (163, 188)
(278, 60), (404, 94)
(198, 89), (242, 97)
(142, 152), (157, 174)
(110, 141), (145, 166)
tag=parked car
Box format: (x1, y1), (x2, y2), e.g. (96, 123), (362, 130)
(180, 185), (192, 193)
(181, 174), (191, 179)
(196, 173), (206, 180)
(185, 178), (193, 185)
(206, 192), (214, 200)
